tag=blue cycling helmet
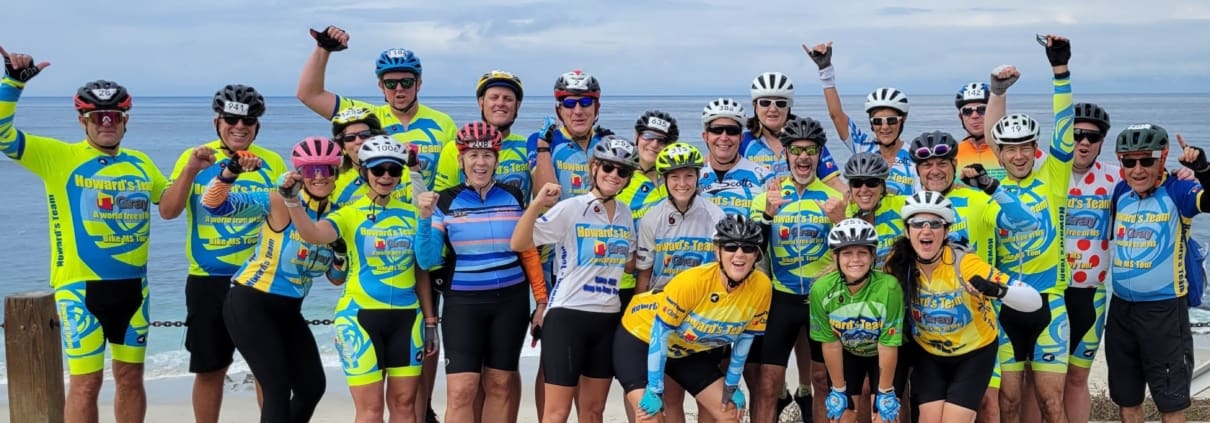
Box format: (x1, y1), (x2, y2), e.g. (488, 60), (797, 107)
(375, 49), (422, 77)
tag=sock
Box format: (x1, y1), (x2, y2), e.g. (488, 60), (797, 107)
(779, 388), (791, 399)
(796, 384), (812, 397)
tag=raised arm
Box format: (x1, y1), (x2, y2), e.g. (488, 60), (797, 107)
(281, 172), (339, 244)
(1044, 34), (1075, 161)
(529, 118), (559, 198)
(510, 182), (561, 251)
(295, 26), (349, 119)
(983, 65), (1019, 156)
(160, 146), (218, 219)
(804, 42), (853, 144)
(414, 192), (445, 270)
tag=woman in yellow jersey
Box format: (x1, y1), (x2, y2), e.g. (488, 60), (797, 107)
(330, 107), (384, 206)
(619, 111), (678, 305)
(614, 214), (771, 423)
(201, 137), (345, 422)
(883, 191), (1041, 423)
(845, 152), (906, 267)
(290, 135), (438, 423)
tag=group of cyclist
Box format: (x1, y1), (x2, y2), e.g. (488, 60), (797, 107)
(0, 25), (1205, 423)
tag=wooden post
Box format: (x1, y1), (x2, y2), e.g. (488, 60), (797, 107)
(5, 291), (65, 423)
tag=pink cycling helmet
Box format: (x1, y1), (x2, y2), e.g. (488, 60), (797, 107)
(291, 136), (343, 168)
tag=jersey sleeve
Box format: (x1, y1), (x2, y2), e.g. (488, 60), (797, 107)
(168, 148), (193, 185)
(333, 97), (376, 121)
(147, 157), (168, 202)
(959, 252), (1012, 285)
(323, 206), (353, 241)
(988, 189), (1039, 232)
(433, 141), (462, 192)
(656, 273), (704, 327)
(1168, 179), (1204, 218)
(808, 277), (838, 343)
(746, 281), (771, 334)
(878, 277), (905, 347)
(635, 211), (657, 270)
(200, 177), (271, 218)
(844, 117), (876, 154)
(816, 145), (841, 181)
(0, 78), (73, 179)
(532, 199), (573, 246)
(1049, 74), (1076, 163)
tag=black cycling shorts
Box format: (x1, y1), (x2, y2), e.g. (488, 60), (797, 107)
(841, 350), (907, 396)
(541, 307), (618, 386)
(185, 275), (235, 373)
(749, 290), (822, 366)
(909, 341), (996, 411)
(612, 327), (727, 396)
(441, 285), (530, 373)
(1105, 296), (1193, 413)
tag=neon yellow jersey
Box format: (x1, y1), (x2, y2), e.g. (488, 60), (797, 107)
(326, 195), (421, 310)
(751, 178), (840, 295)
(947, 187), (1001, 265)
(169, 141), (286, 276)
(331, 166), (416, 209)
(434, 132), (532, 197)
(904, 247), (1009, 357)
(996, 76), (1075, 294)
(617, 172), (667, 291)
(333, 98), (457, 190)
(848, 195), (907, 267)
(621, 263), (771, 358)
(0, 78), (167, 288)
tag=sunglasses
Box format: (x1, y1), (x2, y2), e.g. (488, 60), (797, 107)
(639, 131), (668, 143)
(870, 116), (901, 126)
(368, 164), (404, 177)
(706, 125), (743, 136)
(961, 105), (987, 117)
(757, 98), (790, 109)
(913, 144), (953, 161)
(83, 110), (127, 126)
(382, 78), (417, 90)
(787, 145), (820, 156)
(1120, 157), (1159, 168)
(600, 162), (635, 178)
(720, 242), (759, 253)
(849, 178), (883, 188)
(299, 164), (337, 178)
(221, 115), (258, 126)
(560, 97), (596, 109)
(337, 130), (375, 144)
(907, 219), (946, 229)
(1074, 129), (1104, 144)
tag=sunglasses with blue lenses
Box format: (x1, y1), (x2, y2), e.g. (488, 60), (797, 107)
(560, 97), (596, 109)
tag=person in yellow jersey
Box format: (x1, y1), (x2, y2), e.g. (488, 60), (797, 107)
(157, 84), (287, 423)
(290, 136), (439, 423)
(200, 137), (346, 422)
(844, 152), (906, 267)
(331, 107), (386, 206)
(619, 110), (679, 305)
(615, 214), (771, 423)
(435, 71), (529, 195)
(0, 46), (167, 423)
(883, 192), (1042, 423)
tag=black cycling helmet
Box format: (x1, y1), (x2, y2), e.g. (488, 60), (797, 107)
(1074, 103), (1111, 134)
(844, 152), (891, 180)
(1116, 123), (1169, 153)
(74, 80), (132, 113)
(713, 214), (764, 246)
(779, 116), (827, 147)
(212, 84), (266, 118)
(635, 110), (679, 142)
(910, 131), (959, 162)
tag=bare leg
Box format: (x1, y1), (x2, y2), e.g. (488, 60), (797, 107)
(64, 372), (103, 423)
(112, 361), (146, 423)
(192, 367), (228, 423)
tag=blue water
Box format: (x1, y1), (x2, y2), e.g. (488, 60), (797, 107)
(1, 93), (1208, 381)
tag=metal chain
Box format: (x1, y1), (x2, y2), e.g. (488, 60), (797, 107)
(147, 319), (334, 327)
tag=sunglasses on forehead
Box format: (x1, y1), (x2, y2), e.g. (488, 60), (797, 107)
(382, 78), (417, 90)
(913, 144), (952, 161)
(599, 162), (635, 178)
(639, 131), (668, 143)
(560, 97), (596, 109)
(221, 115), (258, 126)
(961, 105), (987, 117)
(1074, 129), (1104, 144)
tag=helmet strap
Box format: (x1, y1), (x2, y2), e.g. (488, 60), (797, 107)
(844, 269), (873, 287)
(916, 247), (944, 265)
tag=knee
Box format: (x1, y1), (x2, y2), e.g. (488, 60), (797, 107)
(483, 373), (513, 397)
(1065, 368), (1090, 388)
(810, 366), (829, 387)
(69, 373), (104, 398)
(758, 372), (783, 395)
(447, 382), (479, 407)
(999, 388), (1021, 408)
(299, 378), (326, 402)
(112, 364), (144, 389)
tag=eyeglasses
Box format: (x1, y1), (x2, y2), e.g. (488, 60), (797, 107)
(907, 219), (946, 229)
(787, 145), (820, 156)
(382, 77), (417, 90)
(848, 178), (883, 188)
(870, 116), (901, 126)
(368, 164), (403, 177)
(960, 105), (987, 117)
(639, 131), (668, 143)
(221, 115), (258, 126)
(337, 130), (375, 144)
(560, 97), (596, 109)
(299, 164), (337, 178)
(1074, 129), (1104, 144)
(720, 242), (759, 253)
(600, 162), (635, 178)
(913, 144), (953, 161)
(83, 110), (127, 126)
(706, 125), (742, 136)
(756, 98), (790, 109)
(1119, 156), (1159, 168)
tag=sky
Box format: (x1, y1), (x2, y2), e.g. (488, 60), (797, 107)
(3, 0), (1209, 97)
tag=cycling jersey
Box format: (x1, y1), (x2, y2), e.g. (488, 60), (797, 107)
(635, 198), (727, 291)
(434, 132), (532, 197)
(331, 167), (420, 208)
(1066, 161), (1120, 288)
(416, 183), (529, 293)
(169, 141), (286, 277)
(841, 117), (918, 195)
(848, 195), (907, 267)
(1111, 174), (1205, 302)
(617, 171), (667, 291)
(946, 186), (1038, 266)
(700, 157), (772, 217)
(526, 127), (607, 200)
(325, 195), (421, 310)
(995, 76), (1075, 295)
(904, 246), (1010, 357)
(0, 78), (167, 289)
(751, 178), (840, 295)
(808, 270), (904, 357)
(739, 130), (840, 181)
(332, 99), (457, 190)
(956, 136), (1044, 182)
(533, 193), (635, 314)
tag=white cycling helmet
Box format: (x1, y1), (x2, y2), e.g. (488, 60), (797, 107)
(750, 72), (795, 106)
(864, 87), (910, 116)
(702, 98), (746, 127)
(991, 113), (1039, 145)
(828, 218), (879, 251)
(902, 191), (955, 224)
(358, 135), (411, 167)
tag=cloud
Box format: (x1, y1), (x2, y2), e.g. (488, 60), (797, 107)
(879, 7), (932, 16)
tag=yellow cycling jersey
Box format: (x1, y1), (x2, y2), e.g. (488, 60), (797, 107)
(751, 178), (841, 295)
(331, 166), (417, 209)
(902, 246), (1009, 357)
(325, 195), (421, 310)
(333, 98), (457, 190)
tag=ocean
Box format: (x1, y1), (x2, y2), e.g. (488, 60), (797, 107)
(1, 93), (1208, 383)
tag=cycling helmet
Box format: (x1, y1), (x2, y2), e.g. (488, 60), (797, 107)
(375, 48), (422, 77)
(635, 110), (679, 141)
(74, 80), (132, 112)
(713, 214), (764, 246)
(212, 84), (265, 118)
(864, 87), (910, 116)
(331, 107), (383, 137)
(553, 69), (600, 99)
(991, 113), (1040, 145)
(358, 135), (411, 168)
(750, 72), (795, 106)
(910, 131), (959, 161)
(1115, 123), (1169, 153)
(655, 142), (705, 175)
(591, 135), (639, 168)
(844, 152), (891, 180)
(701, 98), (746, 127)
(1074, 103), (1111, 134)
(476, 70), (523, 101)
(455, 122), (502, 153)
(828, 218), (879, 251)
(954, 82), (990, 109)
(779, 116), (827, 146)
(291, 136), (343, 168)
(902, 191), (955, 224)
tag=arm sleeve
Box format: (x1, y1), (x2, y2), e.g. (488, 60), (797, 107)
(844, 117), (874, 154)
(520, 248), (548, 303)
(1049, 74), (1076, 162)
(645, 319), (674, 395)
(201, 177), (271, 218)
(415, 216), (445, 271)
(724, 333), (755, 387)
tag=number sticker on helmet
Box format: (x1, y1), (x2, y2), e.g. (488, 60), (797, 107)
(222, 101), (250, 116)
(646, 117), (671, 132)
(385, 49), (410, 58)
(1126, 123), (1153, 131)
(91, 88), (118, 101)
